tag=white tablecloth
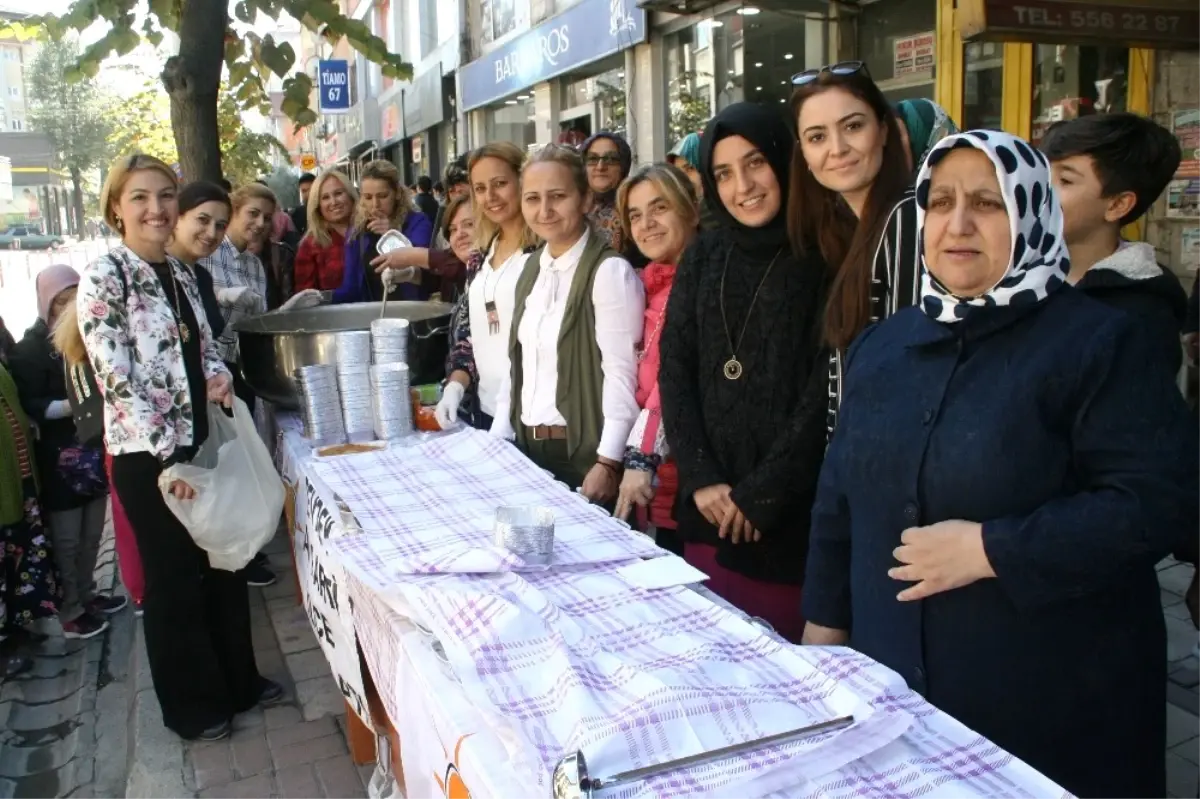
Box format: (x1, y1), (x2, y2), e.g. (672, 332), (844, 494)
(278, 416), (1071, 799)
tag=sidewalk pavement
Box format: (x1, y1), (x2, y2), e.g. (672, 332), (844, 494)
(128, 529), (377, 799)
(1161, 557), (1200, 798)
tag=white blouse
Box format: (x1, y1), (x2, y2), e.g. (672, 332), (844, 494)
(491, 230), (645, 462)
(466, 241), (527, 418)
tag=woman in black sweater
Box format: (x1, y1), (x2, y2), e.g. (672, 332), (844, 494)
(659, 103), (828, 643)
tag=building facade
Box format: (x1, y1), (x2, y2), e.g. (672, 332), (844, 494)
(0, 8), (34, 134)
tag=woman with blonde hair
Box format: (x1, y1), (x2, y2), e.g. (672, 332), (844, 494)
(611, 163), (699, 552)
(491, 144), (644, 499)
(77, 154), (280, 741)
(332, 159), (433, 303)
(436, 142), (539, 430)
(293, 170), (357, 293)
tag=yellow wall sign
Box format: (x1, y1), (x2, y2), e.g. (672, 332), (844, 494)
(300, 154), (318, 171)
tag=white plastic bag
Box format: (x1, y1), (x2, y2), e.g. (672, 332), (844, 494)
(159, 398), (285, 572)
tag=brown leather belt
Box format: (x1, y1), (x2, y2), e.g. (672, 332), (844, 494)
(527, 424), (568, 441)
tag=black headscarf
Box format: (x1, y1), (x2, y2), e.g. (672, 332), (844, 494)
(580, 131), (633, 206)
(699, 103), (794, 255)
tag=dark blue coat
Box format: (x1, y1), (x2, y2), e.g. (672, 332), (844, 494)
(803, 287), (1198, 799)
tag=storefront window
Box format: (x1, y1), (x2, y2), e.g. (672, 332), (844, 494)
(663, 8), (817, 144)
(857, 0), (937, 103)
(963, 42), (1003, 130)
(1031, 45), (1129, 145)
(485, 95), (537, 150)
(560, 62), (626, 138)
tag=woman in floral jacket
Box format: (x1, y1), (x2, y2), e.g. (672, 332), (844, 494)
(77, 154), (281, 742)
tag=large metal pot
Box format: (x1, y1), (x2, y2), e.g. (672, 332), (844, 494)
(234, 301), (452, 409)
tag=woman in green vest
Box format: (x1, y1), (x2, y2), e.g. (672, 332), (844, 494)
(491, 144), (645, 502)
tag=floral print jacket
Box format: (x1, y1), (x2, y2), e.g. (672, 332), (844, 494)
(77, 245), (227, 461)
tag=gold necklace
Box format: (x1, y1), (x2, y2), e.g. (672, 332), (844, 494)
(719, 247), (782, 380)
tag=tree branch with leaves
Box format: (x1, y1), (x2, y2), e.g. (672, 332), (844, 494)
(3, 0), (413, 183)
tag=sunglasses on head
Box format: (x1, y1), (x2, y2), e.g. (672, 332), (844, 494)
(790, 60), (869, 86)
(585, 153), (622, 167)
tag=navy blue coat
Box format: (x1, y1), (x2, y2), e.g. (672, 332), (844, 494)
(803, 287), (1198, 799)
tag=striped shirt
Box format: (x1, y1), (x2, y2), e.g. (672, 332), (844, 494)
(826, 189), (921, 439)
(200, 237), (268, 363)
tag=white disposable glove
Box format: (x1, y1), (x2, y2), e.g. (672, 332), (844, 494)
(435, 381), (465, 430)
(44, 399), (72, 420)
(489, 413), (516, 442)
(217, 286), (259, 309)
(279, 289), (326, 311)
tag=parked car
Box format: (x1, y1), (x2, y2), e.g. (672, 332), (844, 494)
(0, 225), (64, 250)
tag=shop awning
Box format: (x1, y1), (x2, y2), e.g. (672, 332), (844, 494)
(957, 0), (1198, 48)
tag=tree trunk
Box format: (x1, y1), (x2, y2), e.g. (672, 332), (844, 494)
(69, 166), (85, 238)
(161, 0), (228, 184)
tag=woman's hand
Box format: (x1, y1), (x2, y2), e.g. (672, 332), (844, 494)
(719, 500), (760, 544)
(370, 248), (427, 273)
(366, 217), (391, 236)
(801, 622), (849, 646)
(168, 479), (196, 500)
(694, 483), (733, 527)
(614, 468), (654, 521)
(889, 519), (996, 601)
(580, 461), (619, 505)
(206, 372), (233, 408)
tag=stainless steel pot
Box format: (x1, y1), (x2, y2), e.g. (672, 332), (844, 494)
(234, 301), (452, 409)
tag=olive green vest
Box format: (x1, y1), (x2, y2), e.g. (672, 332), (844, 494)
(508, 233), (614, 477)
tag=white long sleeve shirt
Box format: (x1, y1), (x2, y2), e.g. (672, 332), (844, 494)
(491, 230), (644, 461)
(466, 242), (528, 418)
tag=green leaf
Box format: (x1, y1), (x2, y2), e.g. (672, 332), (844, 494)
(234, 1), (255, 23)
(259, 38), (295, 76)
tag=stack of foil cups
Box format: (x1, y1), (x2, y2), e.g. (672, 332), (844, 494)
(493, 506), (556, 565)
(370, 318), (409, 365)
(337, 332), (375, 443)
(294, 364), (345, 446)
(371, 361), (412, 439)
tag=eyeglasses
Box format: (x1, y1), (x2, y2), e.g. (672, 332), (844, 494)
(585, 153), (623, 168)
(790, 61), (868, 86)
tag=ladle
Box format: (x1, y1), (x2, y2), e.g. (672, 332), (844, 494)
(551, 714), (854, 798)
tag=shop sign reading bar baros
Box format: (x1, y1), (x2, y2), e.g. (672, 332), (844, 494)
(957, 0), (1198, 48)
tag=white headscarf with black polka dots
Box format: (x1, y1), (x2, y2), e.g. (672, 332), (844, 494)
(915, 130), (1071, 324)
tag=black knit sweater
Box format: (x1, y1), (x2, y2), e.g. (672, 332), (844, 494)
(659, 230), (829, 584)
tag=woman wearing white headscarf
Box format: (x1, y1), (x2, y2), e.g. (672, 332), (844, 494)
(801, 131), (1198, 797)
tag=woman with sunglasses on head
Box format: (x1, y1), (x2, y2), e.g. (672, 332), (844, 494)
(611, 163), (700, 553)
(788, 62), (923, 439)
(436, 143), (539, 431)
(333, 160), (434, 303)
(76, 154), (281, 742)
(659, 103), (829, 643)
(491, 144), (644, 501)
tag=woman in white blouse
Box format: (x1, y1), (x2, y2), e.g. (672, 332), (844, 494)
(492, 144), (645, 504)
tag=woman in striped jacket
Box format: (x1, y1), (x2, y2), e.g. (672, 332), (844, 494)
(787, 66), (953, 438)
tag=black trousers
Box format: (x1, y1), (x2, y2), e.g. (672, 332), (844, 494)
(111, 452), (261, 738)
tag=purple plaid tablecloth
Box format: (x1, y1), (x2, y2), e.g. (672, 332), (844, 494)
(277, 414), (1070, 799)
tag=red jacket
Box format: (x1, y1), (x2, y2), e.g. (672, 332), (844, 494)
(629, 262), (678, 530)
(293, 228), (346, 292)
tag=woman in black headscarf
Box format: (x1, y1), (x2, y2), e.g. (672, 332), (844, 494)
(658, 103), (829, 642)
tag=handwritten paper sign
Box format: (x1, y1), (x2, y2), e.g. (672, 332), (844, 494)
(294, 473), (374, 728)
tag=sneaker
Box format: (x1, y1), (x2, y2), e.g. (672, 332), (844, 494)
(252, 552), (270, 568)
(244, 562), (277, 587)
(61, 613), (110, 640)
(258, 678), (286, 707)
(87, 594), (129, 615)
(192, 720), (231, 742)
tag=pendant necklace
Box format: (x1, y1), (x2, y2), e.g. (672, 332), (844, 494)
(482, 246), (517, 336)
(164, 267), (191, 344)
(719, 247), (782, 380)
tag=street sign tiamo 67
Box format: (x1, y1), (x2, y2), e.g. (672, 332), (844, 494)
(318, 60), (351, 115)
